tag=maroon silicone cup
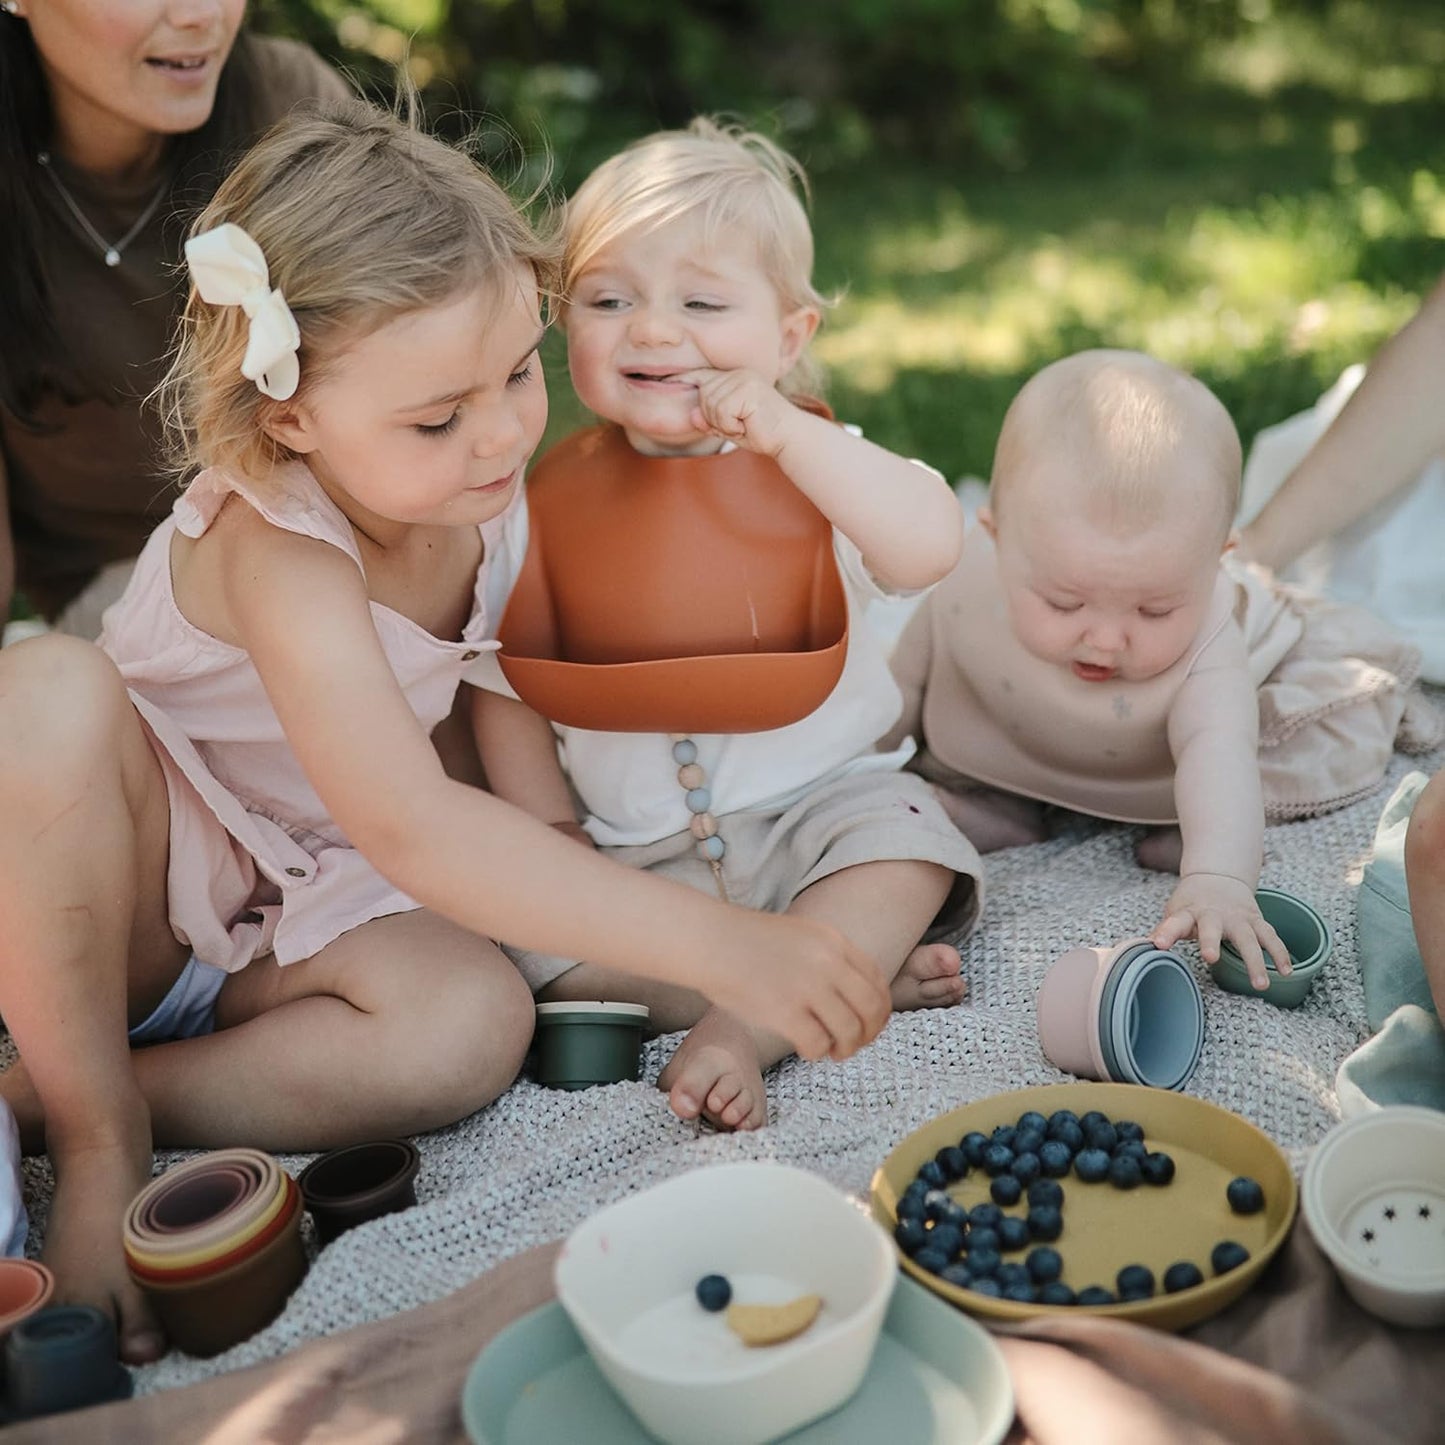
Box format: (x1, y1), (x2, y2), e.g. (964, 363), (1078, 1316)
(299, 1139), (421, 1246)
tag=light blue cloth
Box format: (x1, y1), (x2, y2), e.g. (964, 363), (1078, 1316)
(1336, 1004), (1445, 1116)
(127, 954), (226, 1047)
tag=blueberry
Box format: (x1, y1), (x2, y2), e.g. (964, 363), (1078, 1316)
(940, 1263), (973, 1288)
(916, 1159), (947, 1190)
(1039, 1140), (1074, 1178)
(1108, 1155), (1143, 1190)
(938, 1198), (970, 1231)
(982, 1144), (1015, 1178)
(894, 1218), (929, 1255)
(913, 1246), (951, 1275)
(1112, 1139), (1148, 1163)
(1163, 1261), (1204, 1293)
(896, 1195), (926, 1225)
(935, 1145), (969, 1182)
(1016, 1110), (1049, 1135)
(1048, 1118), (1085, 1152)
(967, 1226), (1000, 1254)
(1211, 1240), (1251, 1275)
(1011, 1151), (1041, 1186)
(1226, 1176), (1265, 1215)
(969, 1276), (1003, 1298)
(1076, 1285), (1116, 1306)
(924, 1189), (953, 1222)
(928, 1223), (965, 1260)
(998, 1216), (1031, 1253)
(901, 1178), (928, 1203)
(990, 1174), (1023, 1207)
(1027, 1246), (1063, 1283)
(1039, 1281), (1077, 1306)
(1141, 1151), (1176, 1186)
(696, 1274), (732, 1311)
(1079, 1110), (1110, 1132)
(1074, 1148), (1111, 1183)
(1013, 1127), (1047, 1157)
(1046, 1108), (1081, 1136)
(1115, 1120), (1145, 1143)
(1027, 1178), (1065, 1209)
(996, 1261), (1031, 1290)
(1027, 1205), (1064, 1241)
(969, 1202), (1004, 1231)
(1116, 1264), (1155, 1298)
(1085, 1120), (1119, 1153)
(966, 1247), (1001, 1278)
(960, 1130), (990, 1166)
(991, 1124), (1019, 1150)
(1003, 1280), (1039, 1302)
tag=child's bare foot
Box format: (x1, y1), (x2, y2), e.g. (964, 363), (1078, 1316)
(1136, 826), (1184, 874)
(657, 1010), (768, 1131)
(934, 785), (1048, 853)
(47, 1139), (165, 1364)
(890, 943), (966, 1011)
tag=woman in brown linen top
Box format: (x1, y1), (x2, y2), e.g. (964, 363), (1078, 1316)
(0, 3), (348, 634)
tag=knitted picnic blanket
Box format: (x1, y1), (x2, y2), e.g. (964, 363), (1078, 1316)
(15, 743), (1439, 1395)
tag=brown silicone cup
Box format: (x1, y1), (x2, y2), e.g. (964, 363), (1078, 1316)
(138, 1187), (307, 1358)
(298, 1139), (421, 1246)
(496, 417), (849, 734)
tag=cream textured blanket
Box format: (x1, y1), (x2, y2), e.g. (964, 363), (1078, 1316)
(14, 744), (1439, 1395)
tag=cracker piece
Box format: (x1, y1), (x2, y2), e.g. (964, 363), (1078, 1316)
(725, 1294), (822, 1346)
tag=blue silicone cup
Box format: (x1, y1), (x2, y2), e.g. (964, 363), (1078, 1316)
(1096, 943), (1205, 1092)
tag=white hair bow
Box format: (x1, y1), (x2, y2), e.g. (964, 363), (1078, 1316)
(185, 223), (301, 401)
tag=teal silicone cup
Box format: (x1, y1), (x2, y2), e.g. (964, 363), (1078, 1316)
(1211, 888), (1331, 1008)
(533, 1002), (649, 1090)
(1037, 939), (1205, 1092)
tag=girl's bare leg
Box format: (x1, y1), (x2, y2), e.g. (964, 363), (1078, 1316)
(658, 859), (955, 1130)
(0, 638), (187, 1363)
(1404, 769), (1445, 1016)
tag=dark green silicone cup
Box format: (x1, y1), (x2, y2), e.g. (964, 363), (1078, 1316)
(1212, 888), (1331, 1008)
(3, 1306), (132, 1421)
(533, 1002), (649, 1090)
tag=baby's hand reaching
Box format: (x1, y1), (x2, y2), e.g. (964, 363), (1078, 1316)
(699, 910), (889, 1062)
(1152, 872), (1292, 991)
(677, 368), (800, 458)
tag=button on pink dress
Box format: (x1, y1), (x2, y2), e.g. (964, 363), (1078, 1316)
(99, 462), (525, 972)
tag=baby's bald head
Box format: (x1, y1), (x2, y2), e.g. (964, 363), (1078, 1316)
(989, 350), (1241, 545)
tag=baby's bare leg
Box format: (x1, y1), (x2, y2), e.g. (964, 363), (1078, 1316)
(659, 859), (954, 1131)
(0, 638), (185, 1364)
(933, 784), (1048, 852)
(1404, 770), (1445, 1016)
(131, 910), (535, 1151)
(1136, 826), (1184, 874)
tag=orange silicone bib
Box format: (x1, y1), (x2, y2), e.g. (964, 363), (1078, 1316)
(497, 415), (848, 733)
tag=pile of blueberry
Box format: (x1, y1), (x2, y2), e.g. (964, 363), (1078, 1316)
(892, 1105), (1263, 1306)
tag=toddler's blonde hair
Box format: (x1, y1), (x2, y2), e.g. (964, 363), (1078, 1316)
(991, 349), (1241, 539)
(161, 98), (557, 482)
(561, 117), (829, 396)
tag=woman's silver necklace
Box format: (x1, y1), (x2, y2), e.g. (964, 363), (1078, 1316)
(36, 151), (169, 267)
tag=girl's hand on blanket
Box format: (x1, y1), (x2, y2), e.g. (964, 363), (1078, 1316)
(1153, 873), (1293, 991)
(701, 911), (890, 1062)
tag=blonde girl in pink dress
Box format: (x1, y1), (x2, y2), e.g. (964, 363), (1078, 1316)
(0, 101), (887, 1363)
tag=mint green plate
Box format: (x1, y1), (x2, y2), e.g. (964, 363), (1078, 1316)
(460, 1271), (1014, 1444)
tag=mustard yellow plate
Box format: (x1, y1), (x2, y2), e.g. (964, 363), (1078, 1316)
(871, 1082), (1297, 1332)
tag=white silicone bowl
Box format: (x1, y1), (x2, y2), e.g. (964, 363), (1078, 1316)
(1302, 1105), (1445, 1328)
(554, 1162), (894, 1445)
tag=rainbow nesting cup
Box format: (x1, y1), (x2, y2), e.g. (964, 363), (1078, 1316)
(123, 1148), (307, 1358)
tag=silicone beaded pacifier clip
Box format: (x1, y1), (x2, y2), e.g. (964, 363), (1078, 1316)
(669, 735), (731, 903)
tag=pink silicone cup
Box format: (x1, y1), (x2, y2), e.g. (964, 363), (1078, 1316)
(1037, 943), (1119, 1081)
(124, 1150), (286, 1263)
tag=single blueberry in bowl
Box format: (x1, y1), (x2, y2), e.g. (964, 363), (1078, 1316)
(1027, 1205), (1063, 1241)
(695, 1275), (732, 1311)
(960, 1130), (991, 1166)
(894, 1218), (929, 1255)
(1108, 1155), (1143, 1190)
(991, 1174), (1023, 1207)
(969, 1202), (1004, 1231)
(995, 1262), (1030, 1291)
(1027, 1246), (1063, 1283)
(1046, 1109), (1080, 1136)
(928, 1222), (965, 1260)
(983, 1144), (1015, 1178)
(916, 1159), (947, 1190)
(966, 1247), (1001, 1279)
(1226, 1176), (1265, 1215)
(1116, 1263), (1155, 1298)
(940, 1263), (973, 1288)
(1003, 1280), (1039, 1303)
(1115, 1120), (1145, 1144)
(896, 1192), (926, 1223)
(1011, 1151), (1042, 1186)
(1076, 1285), (1116, 1306)
(967, 1226), (1000, 1255)
(1039, 1281), (1076, 1306)
(991, 1125), (1019, 1150)
(913, 1246), (951, 1276)
(1211, 1240), (1251, 1275)
(1049, 1118), (1085, 1152)
(1112, 1139), (1148, 1163)
(1027, 1178), (1065, 1210)
(939, 1198), (970, 1231)
(969, 1276), (1003, 1298)
(1074, 1148), (1111, 1183)
(1016, 1110), (1049, 1135)
(924, 1188), (953, 1222)
(1039, 1140), (1073, 1178)
(1013, 1127), (1047, 1157)
(1141, 1151), (1176, 1186)
(1163, 1261), (1204, 1293)
(935, 1145), (969, 1181)
(998, 1216), (1031, 1253)
(1085, 1120), (1119, 1153)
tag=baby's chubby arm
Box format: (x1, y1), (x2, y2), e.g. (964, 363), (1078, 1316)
(1152, 621), (1291, 988)
(678, 367), (963, 591)
(216, 513), (888, 1060)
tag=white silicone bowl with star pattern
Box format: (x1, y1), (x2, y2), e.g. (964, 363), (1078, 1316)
(1302, 1105), (1445, 1327)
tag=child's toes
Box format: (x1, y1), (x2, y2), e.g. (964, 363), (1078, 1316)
(710, 1077), (766, 1131)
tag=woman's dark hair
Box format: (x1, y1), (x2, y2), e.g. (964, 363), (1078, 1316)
(0, 23), (266, 426)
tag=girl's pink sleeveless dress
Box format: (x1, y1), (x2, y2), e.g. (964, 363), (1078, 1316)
(99, 462), (525, 972)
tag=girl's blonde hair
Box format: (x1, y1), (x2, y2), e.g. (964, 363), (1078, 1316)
(561, 117), (830, 397)
(161, 98), (557, 481)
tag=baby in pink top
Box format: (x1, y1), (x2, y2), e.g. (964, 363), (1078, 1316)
(886, 349), (1293, 985)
